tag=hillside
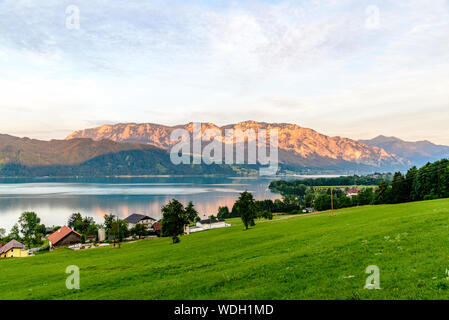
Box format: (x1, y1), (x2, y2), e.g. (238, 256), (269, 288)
(67, 121), (408, 172)
(1, 199), (449, 299)
(0, 135), (238, 177)
(0, 134), (160, 166)
(360, 135), (449, 167)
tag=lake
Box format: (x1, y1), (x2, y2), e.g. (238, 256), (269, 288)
(0, 176), (286, 231)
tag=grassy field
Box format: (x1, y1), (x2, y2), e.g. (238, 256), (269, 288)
(312, 185), (377, 189)
(2, 199), (449, 299)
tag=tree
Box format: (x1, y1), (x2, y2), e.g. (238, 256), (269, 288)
(34, 223), (47, 246)
(230, 203), (239, 217)
(81, 216), (95, 234)
(280, 195), (301, 212)
(35, 224), (46, 235)
(374, 181), (391, 204)
(234, 191), (257, 230)
(8, 224), (20, 240)
(304, 188), (315, 208)
(439, 160), (449, 198)
(217, 206), (230, 219)
(161, 199), (189, 243)
(103, 214), (116, 235)
(131, 223), (147, 239)
(110, 219), (129, 242)
(86, 224), (99, 236)
(261, 210), (273, 220)
(185, 201), (199, 224)
(314, 193), (331, 211)
(0, 228), (6, 239)
(338, 194), (352, 208)
(18, 212), (41, 248)
(67, 212), (83, 233)
(356, 188), (374, 205)
(391, 172), (407, 203)
(405, 166), (418, 201)
(68, 212), (97, 237)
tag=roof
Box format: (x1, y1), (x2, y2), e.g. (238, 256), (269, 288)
(347, 187), (362, 194)
(124, 213), (156, 224)
(48, 226), (81, 245)
(0, 240), (25, 254)
(199, 218), (226, 224)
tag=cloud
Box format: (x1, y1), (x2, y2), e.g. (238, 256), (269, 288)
(0, 0), (448, 143)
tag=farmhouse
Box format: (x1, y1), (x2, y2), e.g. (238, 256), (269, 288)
(190, 218), (231, 233)
(152, 221), (162, 235)
(124, 213), (156, 229)
(0, 240), (29, 258)
(347, 187), (362, 198)
(48, 226), (81, 249)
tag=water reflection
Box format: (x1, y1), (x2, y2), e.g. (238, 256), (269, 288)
(0, 176), (281, 230)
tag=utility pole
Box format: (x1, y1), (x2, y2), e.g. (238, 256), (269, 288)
(117, 215), (121, 248)
(331, 187), (335, 216)
(112, 214), (116, 248)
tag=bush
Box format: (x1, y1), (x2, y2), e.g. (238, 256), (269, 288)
(40, 242), (50, 251)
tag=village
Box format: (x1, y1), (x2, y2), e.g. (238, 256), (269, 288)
(0, 212), (232, 258)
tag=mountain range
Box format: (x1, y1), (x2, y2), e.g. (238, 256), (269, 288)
(0, 121), (447, 177)
(67, 121), (401, 168)
(360, 135), (449, 167)
(66, 121), (412, 173)
(0, 134), (237, 177)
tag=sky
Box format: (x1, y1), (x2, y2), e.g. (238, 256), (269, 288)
(0, 0), (449, 144)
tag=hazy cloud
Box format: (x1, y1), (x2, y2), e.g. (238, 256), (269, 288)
(0, 0), (448, 143)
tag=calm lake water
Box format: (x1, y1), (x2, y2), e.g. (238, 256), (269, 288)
(0, 176), (287, 231)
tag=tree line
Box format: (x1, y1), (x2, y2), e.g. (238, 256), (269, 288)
(269, 174), (391, 196)
(268, 158), (449, 211)
(215, 195), (300, 221)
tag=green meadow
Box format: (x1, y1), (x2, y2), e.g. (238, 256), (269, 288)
(2, 198), (449, 300)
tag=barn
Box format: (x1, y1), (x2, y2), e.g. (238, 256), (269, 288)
(48, 226), (81, 249)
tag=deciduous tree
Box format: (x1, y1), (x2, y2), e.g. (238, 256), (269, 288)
(18, 211), (41, 248)
(161, 199), (199, 243)
(234, 191), (257, 230)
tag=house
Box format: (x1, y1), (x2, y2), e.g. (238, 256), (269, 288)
(48, 226), (81, 249)
(0, 240), (29, 258)
(190, 218), (231, 233)
(152, 221), (162, 235)
(347, 187), (362, 198)
(86, 235), (97, 243)
(124, 213), (156, 229)
(98, 228), (106, 241)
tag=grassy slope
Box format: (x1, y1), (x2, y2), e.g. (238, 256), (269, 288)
(2, 199), (449, 300)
